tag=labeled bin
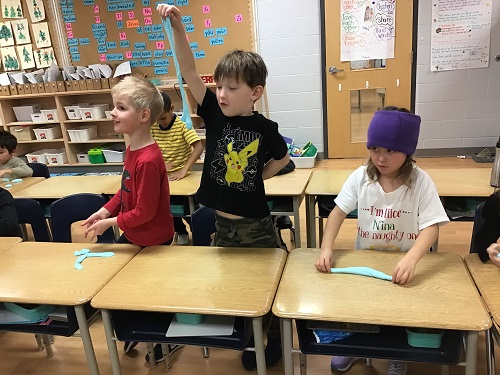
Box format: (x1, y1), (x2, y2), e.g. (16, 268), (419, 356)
(67, 125), (98, 142)
(45, 149), (68, 165)
(33, 125), (62, 141)
(11, 125), (36, 141)
(13, 104), (42, 122)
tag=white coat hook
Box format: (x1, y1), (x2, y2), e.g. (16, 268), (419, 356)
(365, 81), (369, 89)
(338, 84), (342, 92)
(396, 79), (400, 87)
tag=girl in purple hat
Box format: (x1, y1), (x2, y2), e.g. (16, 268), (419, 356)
(315, 106), (449, 375)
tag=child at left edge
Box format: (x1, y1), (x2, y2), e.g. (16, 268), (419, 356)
(82, 76), (174, 248)
(0, 130), (33, 179)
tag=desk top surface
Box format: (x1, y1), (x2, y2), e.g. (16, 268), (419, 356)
(264, 169), (312, 196)
(12, 176), (121, 199)
(0, 242), (140, 305)
(0, 237), (22, 254)
(92, 246), (287, 317)
(1, 177), (45, 197)
(425, 168), (494, 197)
(273, 249), (490, 331)
(305, 168), (494, 197)
(465, 254), (500, 324)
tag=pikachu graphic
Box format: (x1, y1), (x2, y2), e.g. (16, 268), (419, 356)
(224, 139), (259, 185)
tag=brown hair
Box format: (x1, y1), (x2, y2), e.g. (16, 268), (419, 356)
(214, 49), (267, 88)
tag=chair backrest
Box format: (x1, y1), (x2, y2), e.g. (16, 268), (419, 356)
(50, 193), (115, 243)
(27, 162), (50, 178)
(470, 201), (486, 254)
(191, 206), (216, 246)
(14, 198), (51, 241)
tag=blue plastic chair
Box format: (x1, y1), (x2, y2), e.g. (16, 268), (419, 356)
(14, 198), (51, 242)
(191, 206), (216, 246)
(27, 162), (50, 178)
(50, 193), (115, 243)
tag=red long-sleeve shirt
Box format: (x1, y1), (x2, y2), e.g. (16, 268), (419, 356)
(104, 143), (174, 246)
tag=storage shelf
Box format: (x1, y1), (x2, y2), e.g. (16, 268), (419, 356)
(64, 118), (112, 124)
(71, 162), (124, 166)
(7, 121), (59, 126)
(68, 138), (125, 144)
(18, 138), (65, 144)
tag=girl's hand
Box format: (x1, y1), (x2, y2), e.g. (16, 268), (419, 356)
(315, 248), (334, 273)
(156, 4), (182, 30)
(392, 254), (417, 285)
(487, 243), (500, 268)
(84, 218), (113, 241)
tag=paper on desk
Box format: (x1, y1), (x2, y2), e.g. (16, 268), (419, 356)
(166, 315), (235, 337)
(47, 64), (63, 82)
(82, 67), (95, 79)
(25, 70), (44, 83)
(63, 66), (75, 80)
(113, 61), (131, 78)
(88, 64), (102, 78)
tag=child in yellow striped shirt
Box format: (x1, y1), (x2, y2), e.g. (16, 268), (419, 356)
(151, 91), (204, 244)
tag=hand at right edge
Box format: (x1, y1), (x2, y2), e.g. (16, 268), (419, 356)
(315, 248), (333, 273)
(156, 4), (183, 30)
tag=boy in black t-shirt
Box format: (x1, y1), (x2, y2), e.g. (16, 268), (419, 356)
(158, 4), (290, 370)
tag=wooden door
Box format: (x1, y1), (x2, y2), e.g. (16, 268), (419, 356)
(324, 0), (414, 158)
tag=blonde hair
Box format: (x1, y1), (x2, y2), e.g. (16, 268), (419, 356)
(366, 155), (416, 188)
(111, 76), (163, 125)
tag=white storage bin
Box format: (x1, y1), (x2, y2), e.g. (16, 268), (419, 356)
(76, 152), (90, 163)
(79, 104), (109, 120)
(291, 151), (317, 169)
(44, 148), (68, 165)
(13, 104), (42, 122)
(30, 113), (44, 122)
(103, 146), (125, 163)
(105, 110), (112, 119)
(25, 149), (49, 164)
(64, 105), (82, 120)
(40, 109), (58, 122)
(67, 125), (98, 142)
(33, 125), (62, 141)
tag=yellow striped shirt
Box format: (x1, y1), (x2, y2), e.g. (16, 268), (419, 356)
(150, 116), (200, 172)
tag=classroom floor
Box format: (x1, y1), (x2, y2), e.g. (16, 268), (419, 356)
(0, 157), (497, 375)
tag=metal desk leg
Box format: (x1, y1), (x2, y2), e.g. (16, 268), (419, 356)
(252, 317), (267, 375)
(299, 352), (307, 375)
(101, 309), (122, 375)
(465, 331), (478, 375)
(282, 318), (294, 375)
(75, 304), (100, 375)
(486, 329), (495, 375)
(188, 196), (196, 215)
(42, 334), (53, 357)
(293, 196), (301, 248)
(306, 195), (316, 248)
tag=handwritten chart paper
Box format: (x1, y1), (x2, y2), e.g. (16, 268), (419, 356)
(340, 0), (395, 61)
(430, 0), (492, 71)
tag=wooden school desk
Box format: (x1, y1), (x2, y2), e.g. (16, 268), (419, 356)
(91, 245), (287, 375)
(305, 168), (496, 247)
(12, 175), (121, 199)
(0, 176), (45, 196)
(464, 254), (500, 375)
(264, 169), (312, 248)
(0, 242), (140, 375)
(0, 236), (22, 254)
(273, 248), (491, 375)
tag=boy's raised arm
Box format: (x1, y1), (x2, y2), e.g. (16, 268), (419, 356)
(157, 4), (206, 105)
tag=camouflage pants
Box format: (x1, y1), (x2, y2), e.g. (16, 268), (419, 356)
(214, 212), (281, 339)
(214, 213), (278, 248)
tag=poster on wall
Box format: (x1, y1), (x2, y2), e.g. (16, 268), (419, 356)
(430, 0), (492, 71)
(16, 43), (34, 69)
(11, 18), (30, 44)
(25, 0), (44, 23)
(1, 0), (23, 19)
(340, 0), (396, 61)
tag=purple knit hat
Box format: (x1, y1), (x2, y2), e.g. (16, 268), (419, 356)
(366, 111), (421, 155)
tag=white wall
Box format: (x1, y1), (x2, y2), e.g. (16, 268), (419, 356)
(255, 0), (500, 155)
(416, 0), (500, 150)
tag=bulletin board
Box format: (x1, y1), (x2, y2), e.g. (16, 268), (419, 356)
(0, 0), (64, 72)
(57, 0), (254, 78)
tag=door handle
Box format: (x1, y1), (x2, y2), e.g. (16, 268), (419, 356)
(329, 66), (344, 74)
